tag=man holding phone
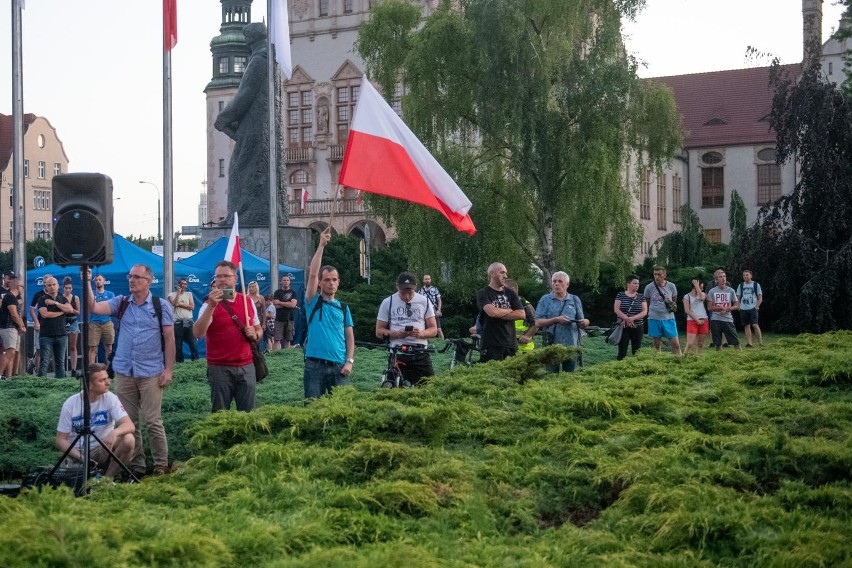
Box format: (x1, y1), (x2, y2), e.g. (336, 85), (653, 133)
(375, 272), (437, 386)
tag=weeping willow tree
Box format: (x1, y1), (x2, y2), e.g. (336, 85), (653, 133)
(355, 0), (682, 287)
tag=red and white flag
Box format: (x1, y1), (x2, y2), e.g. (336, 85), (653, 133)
(163, 0), (178, 52)
(270, 0), (292, 79)
(301, 191), (309, 212)
(338, 80), (476, 234)
(225, 212), (242, 266)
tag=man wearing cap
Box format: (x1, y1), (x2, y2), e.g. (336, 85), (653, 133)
(1, 274), (26, 378)
(376, 272), (437, 386)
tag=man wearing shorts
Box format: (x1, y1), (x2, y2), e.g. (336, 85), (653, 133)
(272, 275), (297, 350)
(643, 265), (682, 355)
(736, 270), (763, 347)
(1, 274), (26, 378)
(88, 274), (115, 364)
(707, 269), (740, 350)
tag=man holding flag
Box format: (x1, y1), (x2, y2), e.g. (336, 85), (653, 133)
(193, 216), (262, 412)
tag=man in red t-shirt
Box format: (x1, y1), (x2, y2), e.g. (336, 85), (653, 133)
(193, 261), (262, 412)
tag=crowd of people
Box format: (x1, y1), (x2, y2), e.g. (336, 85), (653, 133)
(1, 244), (767, 479)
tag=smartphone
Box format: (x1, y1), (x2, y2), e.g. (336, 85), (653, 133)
(405, 325), (414, 332)
(221, 288), (235, 300)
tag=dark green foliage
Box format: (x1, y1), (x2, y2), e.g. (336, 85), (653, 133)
(652, 205), (712, 268)
(2, 333), (851, 567)
(733, 52), (852, 332)
(0, 238), (52, 274)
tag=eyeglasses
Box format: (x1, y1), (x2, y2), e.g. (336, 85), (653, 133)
(127, 274), (150, 281)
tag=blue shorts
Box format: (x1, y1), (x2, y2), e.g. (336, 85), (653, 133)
(66, 321), (81, 334)
(648, 318), (678, 338)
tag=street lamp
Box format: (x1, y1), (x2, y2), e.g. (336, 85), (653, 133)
(138, 180), (162, 245)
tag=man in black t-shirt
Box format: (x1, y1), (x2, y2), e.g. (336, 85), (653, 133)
(475, 262), (525, 362)
(36, 276), (73, 378)
(28, 276), (50, 373)
(272, 274), (298, 350)
(1, 275), (26, 378)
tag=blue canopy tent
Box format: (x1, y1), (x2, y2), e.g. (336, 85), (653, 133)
(179, 237), (304, 296)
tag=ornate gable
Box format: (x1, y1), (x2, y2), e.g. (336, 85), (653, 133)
(330, 60), (364, 82)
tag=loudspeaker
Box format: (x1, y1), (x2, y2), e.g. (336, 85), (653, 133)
(52, 173), (114, 266)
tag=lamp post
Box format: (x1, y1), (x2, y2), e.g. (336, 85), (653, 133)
(138, 180), (162, 245)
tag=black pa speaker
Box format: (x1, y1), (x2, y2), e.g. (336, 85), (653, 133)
(52, 173), (114, 266)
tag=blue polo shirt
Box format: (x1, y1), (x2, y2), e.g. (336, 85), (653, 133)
(108, 293), (173, 378)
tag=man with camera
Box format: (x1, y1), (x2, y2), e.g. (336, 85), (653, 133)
(55, 363), (135, 478)
(535, 271), (589, 373)
(86, 264), (175, 476)
(375, 272), (437, 386)
(193, 260), (261, 412)
(644, 265), (682, 355)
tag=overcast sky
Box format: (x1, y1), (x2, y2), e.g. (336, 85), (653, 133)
(1, 0), (846, 239)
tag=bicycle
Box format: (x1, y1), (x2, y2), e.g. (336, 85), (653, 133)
(357, 341), (433, 388)
(439, 335), (481, 369)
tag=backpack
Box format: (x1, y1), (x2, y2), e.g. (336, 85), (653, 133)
(303, 295), (349, 349)
(114, 295), (166, 361)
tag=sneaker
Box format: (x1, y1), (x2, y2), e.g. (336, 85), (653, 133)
(745, 344), (753, 348)
(153, 465), (173, 476)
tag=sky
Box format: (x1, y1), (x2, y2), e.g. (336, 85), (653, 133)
(1, 0), (846, 240)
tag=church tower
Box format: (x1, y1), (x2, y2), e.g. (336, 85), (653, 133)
(204, 0), (253, 225)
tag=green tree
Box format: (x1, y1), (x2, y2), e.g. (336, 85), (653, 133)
(734, 45), (852, 332)
(0, 238), (52, 274)
(356, 0), (682, 287)
(651, 205), (710, 267)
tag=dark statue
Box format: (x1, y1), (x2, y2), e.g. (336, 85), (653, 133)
(214, 22), (286, 226)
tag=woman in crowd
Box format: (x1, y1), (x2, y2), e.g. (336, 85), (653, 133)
(613, 274), (647, 361)
(683, 277), (709, 354)
(62, 277), (81, 376)
(246, 281), (268, 352)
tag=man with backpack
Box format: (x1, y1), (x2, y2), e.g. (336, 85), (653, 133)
(303, 228), (355, 400)
(86, 264), (175, 477)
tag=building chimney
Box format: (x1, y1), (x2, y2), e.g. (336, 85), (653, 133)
(802, 0), (823, 63)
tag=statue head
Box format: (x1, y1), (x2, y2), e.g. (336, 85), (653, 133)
(243, 22), (267, 46)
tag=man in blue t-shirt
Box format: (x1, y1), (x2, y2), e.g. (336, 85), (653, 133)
(88, 274), (116, 364)
(736, 270), (763, 347)
(303, 228), (355, 400)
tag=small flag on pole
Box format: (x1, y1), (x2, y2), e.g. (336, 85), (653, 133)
(270, 0), (293, 79)
(225, 212), (242, 265)
(338, 80), (476, 234)
(301, 191), (309, 212)
(164, 0), (178, 51)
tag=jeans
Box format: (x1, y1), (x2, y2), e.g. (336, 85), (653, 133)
(38, 335), (68, 378)
(547, 357), (577, 374)
(303, 357), (348, 399)
(174, 320), (198, 362)
(115, 373), (169, 473)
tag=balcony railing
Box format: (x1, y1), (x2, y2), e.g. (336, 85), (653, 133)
(289, 197), (364, 217)
(328, 145), (345, 160)
(284, 147), (314, 163)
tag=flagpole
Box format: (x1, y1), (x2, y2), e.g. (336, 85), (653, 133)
(238, 261), (250, 324)
(162, 2), (175, 296)
(11, 0), (27, 374)
(267, 0), (280, 290)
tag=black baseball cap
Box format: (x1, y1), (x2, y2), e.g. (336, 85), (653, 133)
(396, 272), (417, 290)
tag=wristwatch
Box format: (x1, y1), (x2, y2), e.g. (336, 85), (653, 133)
(346, 358), (355, 364)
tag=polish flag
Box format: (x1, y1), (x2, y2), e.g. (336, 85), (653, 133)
(163, 0), (178, 52)
(270, 0), (292, 79)
(225, 212), (242, 266)
(338, 80), (476, 234)
(301, 191), (309, 212)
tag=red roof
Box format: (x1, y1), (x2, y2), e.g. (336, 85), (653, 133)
(0, 112), (37, 172)
(649, 64), (801, 149)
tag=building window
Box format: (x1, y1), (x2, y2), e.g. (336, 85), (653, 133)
(343, 0), (353, 13)
(54, 163), (61, 176)
(219, 159), (225, 178)
(336, 84), (360, 143)
(701, 167), (724, 208)
(233, 56), (247, 73)
(291, 170), (309, 184)
(38, 161), (46, 179)
(33, 190), (51, 210)
(672, 173), (682, 224)
(639, 168), (650, 220)
(218, 57), (229, 74)
(24, 160), (29, 178)
(33, 222), (51, 240)
(757, 164), (782, 205)
(218, 101), (225, 113)
(287, 89), (314, 146)
(656, 171), (667, 231)
(704, 229), (722, 244)
(319, 0), (329, 16)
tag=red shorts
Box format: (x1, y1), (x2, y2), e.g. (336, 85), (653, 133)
(687, 319), (710, 335)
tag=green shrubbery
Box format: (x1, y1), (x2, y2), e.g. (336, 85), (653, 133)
(1, 334), (851, 566)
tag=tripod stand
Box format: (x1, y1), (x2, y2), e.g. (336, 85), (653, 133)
(45, 264), (138, 494)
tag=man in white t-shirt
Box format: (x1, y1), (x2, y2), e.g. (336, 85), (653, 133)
(736, 269), (763, 347)
(56, 363), (136, 478)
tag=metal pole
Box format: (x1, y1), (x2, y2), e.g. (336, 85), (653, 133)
(12, 0), (27, 374)
(267, 0), (280, 287)
(162, 24), (174, 296)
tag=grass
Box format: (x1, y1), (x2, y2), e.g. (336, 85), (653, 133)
(1, 332), (850, 566)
